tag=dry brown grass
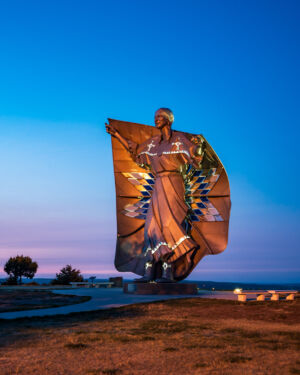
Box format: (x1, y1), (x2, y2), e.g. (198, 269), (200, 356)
(0, 298), (299, 375)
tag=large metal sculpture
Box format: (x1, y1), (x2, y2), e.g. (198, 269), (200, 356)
(106, 108), (230, 282)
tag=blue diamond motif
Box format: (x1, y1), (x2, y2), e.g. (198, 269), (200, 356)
(141, 191), (150, 197)
(193, 170), (202, 177)
(144, 185), (153, 191)
(191, 215), (200, 221)
(146, 179), (154, 185)
(201, 189), (210, 195)
(196, 176), (205, 183)
(194, 209), (203, 215)
(196, 202), (206, 209)
(136, 214), (146, 220)
(186, 165), (193, 174)
(201, 197), (209, 203)
(148, 173), (155, 179)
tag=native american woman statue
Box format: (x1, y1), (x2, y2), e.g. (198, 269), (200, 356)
(106, 108), (230, 282)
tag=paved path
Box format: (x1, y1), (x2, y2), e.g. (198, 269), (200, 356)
(0, 288), (235, 320)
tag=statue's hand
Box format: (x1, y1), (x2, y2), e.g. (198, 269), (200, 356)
(105, 123), (118, 136)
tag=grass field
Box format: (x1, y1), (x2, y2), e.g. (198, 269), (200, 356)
(0, 298), (299, 375)
(0, 290), (91, 313)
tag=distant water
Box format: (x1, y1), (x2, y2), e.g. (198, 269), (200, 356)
(0, 278), (299, 290)
(0, 278), (110, 285)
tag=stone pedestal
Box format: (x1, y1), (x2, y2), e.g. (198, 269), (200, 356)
(123, 282), (198, 295)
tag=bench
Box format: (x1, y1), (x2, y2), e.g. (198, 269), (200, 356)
(94, 282), (114, 288)
(233, 289), (270, 302)
(267, 290), (298, 301)
(70, 282), (114, 288)
(70, 282), (91, 288)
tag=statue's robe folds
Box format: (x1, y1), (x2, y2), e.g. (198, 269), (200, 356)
(109, 119), (231, 281)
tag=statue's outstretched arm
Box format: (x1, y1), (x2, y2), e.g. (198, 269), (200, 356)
(105, 123), (131, 152)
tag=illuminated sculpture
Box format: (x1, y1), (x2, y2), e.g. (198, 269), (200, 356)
(106, 108), (230, 282)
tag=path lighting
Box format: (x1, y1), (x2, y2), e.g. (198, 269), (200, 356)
(234, 288), (242, 294)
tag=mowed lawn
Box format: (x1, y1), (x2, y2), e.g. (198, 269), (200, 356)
(0, 298), (299, 375)
(0, 290), (91, 313)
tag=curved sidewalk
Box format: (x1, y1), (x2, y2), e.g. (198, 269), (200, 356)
(0, 288), (235, 320)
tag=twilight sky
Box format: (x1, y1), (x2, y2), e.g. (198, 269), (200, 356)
(0, 0), (299, 283)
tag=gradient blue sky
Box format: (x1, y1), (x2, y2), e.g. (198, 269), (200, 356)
(0, 0), (299, 283)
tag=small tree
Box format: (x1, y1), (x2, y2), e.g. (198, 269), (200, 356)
(51, 264), (83, 285)
(4, 255), (38, 285)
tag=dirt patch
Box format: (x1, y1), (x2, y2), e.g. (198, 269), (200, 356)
(0, 298), (299, 374)
(0, 290), (91, 312)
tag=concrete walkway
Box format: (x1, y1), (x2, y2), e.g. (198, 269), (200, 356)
(0, 288), (235, 320)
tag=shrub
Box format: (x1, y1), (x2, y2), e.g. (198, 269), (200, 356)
(51, 265), (84, 285)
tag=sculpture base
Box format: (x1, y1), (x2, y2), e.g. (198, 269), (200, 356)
(123, 282), (198, 295)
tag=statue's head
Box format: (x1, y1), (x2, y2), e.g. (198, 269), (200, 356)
(154, 108), (174, 129)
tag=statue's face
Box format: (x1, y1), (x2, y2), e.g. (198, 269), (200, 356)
(155, 111), (170, 129)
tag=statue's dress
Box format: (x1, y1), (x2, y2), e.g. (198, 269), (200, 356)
(129, 132), (202, 264)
